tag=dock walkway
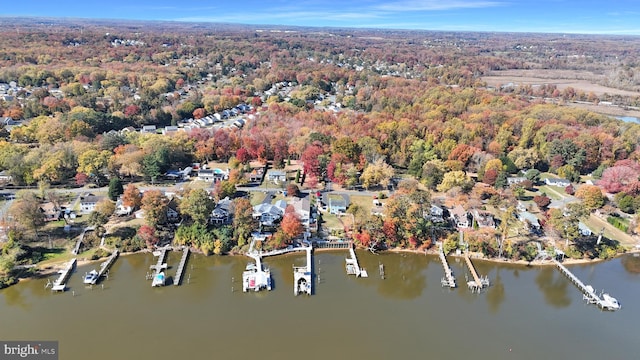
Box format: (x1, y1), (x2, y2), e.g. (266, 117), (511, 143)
(552, 259), (620, 310)
(438, 246), (456, 288)
(293, 246), (313, 295)
(464, 255), (489, 292)
(173, 247), (190, 286)
(51, 258), (77, 291)
(345, 246), (367, 277)
(90, 250), (118, 285)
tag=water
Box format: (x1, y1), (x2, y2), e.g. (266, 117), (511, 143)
(1, 251), (639, 360)
(615, 116), (640, 124)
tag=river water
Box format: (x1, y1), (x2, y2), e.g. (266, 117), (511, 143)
(1, 251), (639, 360)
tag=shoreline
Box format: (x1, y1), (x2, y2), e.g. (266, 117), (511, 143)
(18, 243), (639, 283)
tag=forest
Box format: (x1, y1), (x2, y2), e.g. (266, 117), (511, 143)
(1, 18), (640, 286)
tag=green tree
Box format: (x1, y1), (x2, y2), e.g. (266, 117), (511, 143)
(179, 189), (215, 226)
(108, 178), (124, 201)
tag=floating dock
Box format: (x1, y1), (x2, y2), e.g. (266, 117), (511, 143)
(552, 259), (620, 310)
(293, 246), (313, 295)
(173, 247), (190, 286)
(314, 240), (351, 249)
(51, 258), (77, 291)
(438, 246), (456, 288)
(464, 255), (489, 292)
(90, 249), (119, 285)
(345, 246), (367, 278)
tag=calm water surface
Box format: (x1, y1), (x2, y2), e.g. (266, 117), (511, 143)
(1, 251), (639, 360)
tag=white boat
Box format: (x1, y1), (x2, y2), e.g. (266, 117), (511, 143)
(152, 272), (166, 287)
(601, 293), (621, 310)
(83, 270), (99, 284)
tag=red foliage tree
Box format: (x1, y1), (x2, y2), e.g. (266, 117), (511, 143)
(483, 168), (498, 186)
(599, 166), (639, 193)
(533, 194), (551, 209)
(75, 172), (89, 186)
(301, 142), (325, 179)
(236, 147), (251, 164)
(280, 210), (303, 241)
(124, 104), (140, 117)
(138, 225), (158, 248)
(354, 231), (371, 247)
(193, 108), (206, 119)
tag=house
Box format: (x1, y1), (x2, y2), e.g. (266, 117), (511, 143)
(578, 222), (592, 236)
(197, 168), (229, 182)
(428, 204), (445, 222)
(162, 126), (179, 135)
(140, 125), (157, 134)
(80, 195), (104, 213)
(0, 170), (13, 183)
(210, 197), (232, 225)
(266, 170), (287, 184)
(165, 167), (192, 181)
(472, 210), (496, 228)
(507, 177), (528, 186)
(328, 195), (349, 215)
(166, 198), (180, 222)
(544, 178), (571, 187)
(115, 197), (133, 216)
(40, 202), (60, 222)
(450, 205), (471, 229)
(289, 196), (311, 230)
(253, 200), (287, 227)
(518, 211), (541, 230)
(246, 168), (264, 183)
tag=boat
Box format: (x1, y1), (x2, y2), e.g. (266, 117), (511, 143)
(601, 293), (621, 310)
(152, 272), (166, 287)
(83, 270), (99, 284)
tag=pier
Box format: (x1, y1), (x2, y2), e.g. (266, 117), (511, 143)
(552, 259), (620, 310)
(173, 247), (190, 286)
(90, 249), (119, 285)
(148, 247), (169, 285)
(50, 258), (77, 292)
(438, 245), (456, 288)
(345, 246), (367, 277)
(314, 240), (351, 249)
(464, 255), (489, 292)
(293, 246), (313, 295)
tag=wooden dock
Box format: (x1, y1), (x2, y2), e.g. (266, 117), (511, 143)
(552, 259), (620, 310)
(464, 255), (489, 292)
(314, 240), (351, 249)
(90, 249), (119, 285)
(51, 258), (77, 291)
(438, 246), (456, 288)
(149, 247), (169, 279)
(345, 246), (367, 277)
(173, 247), (190, 286)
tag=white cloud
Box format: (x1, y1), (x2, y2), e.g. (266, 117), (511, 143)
(374, 0), (504, 12)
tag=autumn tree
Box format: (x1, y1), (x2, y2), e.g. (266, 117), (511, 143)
(9, 192), (45, 238)
(137, 225), (159, 248)
(122, 184), (142, 209)
(179, 188), (215, 226)
(280, 207), (303, 242)
(575, 185), (605, 211)
(141, 190), (168, 228)
(599, 165), (639, 193)
(232, 197), (255, 247)
(533, 194), (551, 210)
(360, 158), (395, 190)
(437, 170), (469, 192)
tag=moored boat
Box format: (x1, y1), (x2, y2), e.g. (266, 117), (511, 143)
(152, 272), (166, 287)
(83, 270), (99, 284)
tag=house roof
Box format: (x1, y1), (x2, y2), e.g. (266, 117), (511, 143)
(81, 195), (104, 204)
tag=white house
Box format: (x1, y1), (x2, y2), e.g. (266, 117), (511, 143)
(80, 195), (105, 214)
(266, 170), (287, 184)
(253, 200), (287, 227)
(210, 197), (232, 225)
(544, 178), (571, 187)
(140, 125), (157, 134)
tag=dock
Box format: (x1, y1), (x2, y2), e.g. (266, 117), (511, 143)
(51, 258), (77, 291)
(345, 246), (367, 278)
(438, 246), (456, 288)
(314, 240), (351, 249)
(148, 247), (169, 285)
(464, 255), (489, 292)
(173, 247), (190, 286)
(90, 249), (119, 285)
(552, 259), (620, 310)
(293, 246), (313, 295)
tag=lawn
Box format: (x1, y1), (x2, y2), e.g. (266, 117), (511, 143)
(583, 213), (637, 248)
(320, 212), (344, 231)
(537, 185), (564, 200)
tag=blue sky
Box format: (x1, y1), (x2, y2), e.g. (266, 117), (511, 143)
(3, 0), (640, 35)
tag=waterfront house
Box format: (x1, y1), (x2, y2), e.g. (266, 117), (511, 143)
(428, 204), (445, 222)
(328, 195), (349, 215)
(450, 205), (471, 229)
(253, 200), (287, 227)
(518, 211), (541, 230)
(115, 196), (134, 216)
(544, 178), (571, 187)
(166, 198), (180, 222)
(289, 196), (311, 230)
(210, 197), (232, 225)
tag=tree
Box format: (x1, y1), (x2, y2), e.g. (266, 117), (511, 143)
(137, 225), (158, 248)
(286, 183), (300, 197)
(533, 194), (551, 210)
(77, 149), (111, 177)
(141, 190), (168, 228)
(9, 192), (45, 238)
(108, 178), (124, 201)
(437, 170), (468, 192)
(483, 168), (498, 185)
(122, 184), (142, 209)
(524, 169), (541, 183)
(179, 189), (215, 226)
(574, 185), (605, 211)
(233, 198), (254, 247)
(360, 158), (395, 190)
(280, 208), (303, 241)
(599, 166), (639, 193)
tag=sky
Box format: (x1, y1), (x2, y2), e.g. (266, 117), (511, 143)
(3, 0), (640, 35)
